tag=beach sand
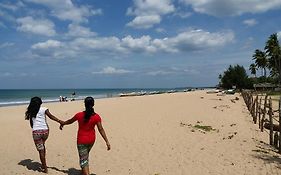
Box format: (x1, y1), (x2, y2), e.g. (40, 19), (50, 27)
(1, 90), (281, 175)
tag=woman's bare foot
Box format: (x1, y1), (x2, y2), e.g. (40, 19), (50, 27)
(40, 166), (48, 173)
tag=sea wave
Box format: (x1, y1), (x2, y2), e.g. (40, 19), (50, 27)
(0, 94), (115, 107)
(0, 88), (198, 107)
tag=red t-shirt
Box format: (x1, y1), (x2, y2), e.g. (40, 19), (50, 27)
(74, 112), (102, 144)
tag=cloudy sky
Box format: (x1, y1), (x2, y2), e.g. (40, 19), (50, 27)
(0, 0), (281, 89)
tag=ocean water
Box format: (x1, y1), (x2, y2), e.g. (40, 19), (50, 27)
(0, 88), (190, 107)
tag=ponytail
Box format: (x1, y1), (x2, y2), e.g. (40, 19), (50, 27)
(84, 97), (95, 123)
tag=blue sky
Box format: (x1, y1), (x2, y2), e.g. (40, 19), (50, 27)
(0, 0), (281, 89)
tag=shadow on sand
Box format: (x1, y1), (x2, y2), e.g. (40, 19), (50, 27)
(18, 159), (42, 172)
(251, 139), (281, 170)
(18, 159), (96, 175)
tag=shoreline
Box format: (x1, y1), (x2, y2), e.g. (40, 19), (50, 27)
(0, 88), (203, 108)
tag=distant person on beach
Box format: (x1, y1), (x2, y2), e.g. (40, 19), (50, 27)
(59, 96), (68, 102)
(25, 97), (63, 173)
(59, 95), (63, 102)
(71, 91), (76, 101)
(60, 96), (110, 175)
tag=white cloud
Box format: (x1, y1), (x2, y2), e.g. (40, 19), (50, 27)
(277, 31), (281, 40)
(0, 42), (14, 49)
(152, 29), (235, 52)
(0, 1), (24, 11)
(173, 11), (192, 18)
(121, 35), (156, 53)
(17, 16), (56, 36)
(31, 37), (124, 59)
(30, 29), (234, 58)
(53, 6), (91, 23)
(155, 28), (165, 33)
(127, 0), (174, 29)
(92, 66), (132, 74)
(180, 0), (281, 17)
(66, 24), (96, 37)
(277, 31), (281, 42)
(31, 40), (66, 58)
(126, 15), (161, 29)
(121, 29), (234, 54)
(146, 70), (173, 76)
(183, 68), (200, 75)
(24, 0), (100, 23)
(91, 8), (103, 16)
(127, 0), (174, 16)
(69, 37), (126, 54)
(31, 40), (62, 49)
(243, 19), (258, 26)
(145, 67), (200, 76)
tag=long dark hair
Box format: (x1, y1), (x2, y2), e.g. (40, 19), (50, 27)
(25, 97), (42, 127)
(84, 97), (95, 123)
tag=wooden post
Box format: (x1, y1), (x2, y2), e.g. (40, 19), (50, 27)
(247, 93), (252, 109)
(245, 93), (247, 107)
(254, 96), (258, 124)
(246, 94), (249, 109)
(261, 95), (268, 132)
(269, 97), (273, 145)
(249, 95), (252, 113)
(251, 95), (254, 116)
(258, 98), (262, 128)
(251, 96), (256, 120)
(274, 132), (279, 148)
(278, 97), (281, 153)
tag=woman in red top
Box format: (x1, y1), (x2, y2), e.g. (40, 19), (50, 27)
(60, 97), (110, 175)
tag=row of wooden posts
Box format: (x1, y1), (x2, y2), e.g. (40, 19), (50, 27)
(241, 90), (281, 153)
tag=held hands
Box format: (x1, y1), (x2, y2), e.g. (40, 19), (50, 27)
(58, 120), (64, 125)
(59, 121), (65, 130)
(59, 123), (64, 130)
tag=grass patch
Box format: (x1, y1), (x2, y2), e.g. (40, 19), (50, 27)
(193, 125), (215, 132)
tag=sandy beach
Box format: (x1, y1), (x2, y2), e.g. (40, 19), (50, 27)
(1, 90), (281, 175)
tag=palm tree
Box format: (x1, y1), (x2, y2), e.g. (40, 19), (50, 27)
(252, 49), (267, 77)
(265, 33), (281, 83)
(249, 63), (257, 77)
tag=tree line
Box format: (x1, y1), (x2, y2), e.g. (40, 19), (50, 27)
(219, 33), (281, 89)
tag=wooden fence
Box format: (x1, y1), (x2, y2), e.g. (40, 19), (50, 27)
(241, 90), (281, 153)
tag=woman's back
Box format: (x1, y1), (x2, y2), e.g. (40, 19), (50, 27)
(75, 112), (101, 144)
(32, 107), (48, 131)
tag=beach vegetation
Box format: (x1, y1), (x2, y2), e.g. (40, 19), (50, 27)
(193, 124), (215, 132)
(249, 63), (257, 77)
(248, 33), (281, 85)
(219, 33), (281, 90)
(265, 33), (281, 83)
(219, 64), (252, 89)
(252, 49), (267, 77)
